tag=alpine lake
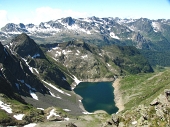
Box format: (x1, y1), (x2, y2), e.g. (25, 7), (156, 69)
(74, 82), (118, 114)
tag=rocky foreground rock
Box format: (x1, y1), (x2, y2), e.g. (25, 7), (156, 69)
(104, 89), (170, 127)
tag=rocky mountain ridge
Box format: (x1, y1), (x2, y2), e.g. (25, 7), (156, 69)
(1, 17), (170, 51)
(1, 17), (170, 67)
(0, 33), (155, 126)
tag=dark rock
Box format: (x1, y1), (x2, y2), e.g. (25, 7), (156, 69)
(66, 123), (77, 127)
(164, 89), (170, 102)
(150, 100), (160, 106)
(62, 17), (75, 26)
(39, 22), (46, 29)
(112, 114), (119, 126)
(19, 23), (25, 29)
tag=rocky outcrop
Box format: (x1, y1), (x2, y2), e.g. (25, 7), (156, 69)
(165, 89), (170, 102)
(62, 17), (75, 26)
(0, 40), (50, 98)
(7, 33), (71, 90)
(66, 123), (77, 127)
(104, 89), (170, 126)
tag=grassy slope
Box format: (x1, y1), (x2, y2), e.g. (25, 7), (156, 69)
(119, 67), (170, 111)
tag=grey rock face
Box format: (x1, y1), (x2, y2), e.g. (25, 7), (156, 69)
(10, 33), (45, 58)
(61, 17), (75, 26)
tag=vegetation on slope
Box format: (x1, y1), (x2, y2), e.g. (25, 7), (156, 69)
(120, 68), (170, 110)
(104, 68), (170, 126)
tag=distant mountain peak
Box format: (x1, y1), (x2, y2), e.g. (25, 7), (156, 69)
(61, 17), (75, 26)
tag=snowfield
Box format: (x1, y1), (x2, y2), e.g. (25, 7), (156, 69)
(13, 114), (25, 120)
(42, 80), (71, 96)
(47, 109), (60, 119)
(110, 32), (120, 39)
(0, 100), (12, 113)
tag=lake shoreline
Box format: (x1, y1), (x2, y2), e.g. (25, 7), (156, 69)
(72, 77), (115, 90)
(112, 78), (124, 112)
(73, 78), (120, 115)
(81, 78), (115, 82)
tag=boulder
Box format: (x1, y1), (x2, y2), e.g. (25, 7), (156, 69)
(112, 114), (119, 126)
(150, 98), (159, 106)
(164, 89), (170, 102)
(48, 115), (63, 121)
(66, 123), (77, 127)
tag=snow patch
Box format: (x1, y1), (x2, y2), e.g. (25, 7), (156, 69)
(49, 91), (61, 99)
(52, 47), (60, 50)
(64, 117), (70, 121)
(132, 121), (137, 125)
(22, 58), (39, 74)
(32, 53), (40, 58)
(24, 123), (37, 127)
(47, 109), (60, 119)
(8, 31), (21, 34)
(107, 63), (111, 67)
(99, 53), (102, 56)
(77, 50), (80, 53)
(62, 50), (72, 55)
(37, 108), (44, 110)
(42, 80), (71, 96)
(63, 109), (71, 112)
(57, 96), (62, 99)
(110, 32), (120, 39)
(49, 91), (56, 97)
(30, 90), (38, 100)
(152, 22), (160, 32)
(86, 31), (91, 34)
(0, 100), (12, 113)
(72, 75), (82, 85)
(42, 80), (64, 93)
(65, 93), (71, 96)
(81, 55), (88, 59)
(33, 68), (39, 74)
(55, 51), (62, 57)
(83, 18), (92, 22)
(82, 112), (93, 114)
(13, 114), (25, 120)
(18, 79), (38, 100)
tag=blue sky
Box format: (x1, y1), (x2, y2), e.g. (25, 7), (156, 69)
(0, 0), (170, 28)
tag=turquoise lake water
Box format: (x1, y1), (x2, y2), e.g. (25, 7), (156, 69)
(74, 82), (118, 114)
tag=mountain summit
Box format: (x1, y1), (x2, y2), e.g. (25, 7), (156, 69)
(9, 33), (45, 58)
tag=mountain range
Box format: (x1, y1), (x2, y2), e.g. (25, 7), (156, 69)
(1, 17), (170, 66)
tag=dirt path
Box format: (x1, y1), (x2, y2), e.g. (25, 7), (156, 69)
(113, 78), (124, 112)
(147, 72), (163, 81)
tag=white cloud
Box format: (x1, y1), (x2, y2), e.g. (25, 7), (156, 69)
(0, 10), (21, 29)
(0, 7), (89, 29)
(31, 7), (89, 24)
(0, 10), (8, 28)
